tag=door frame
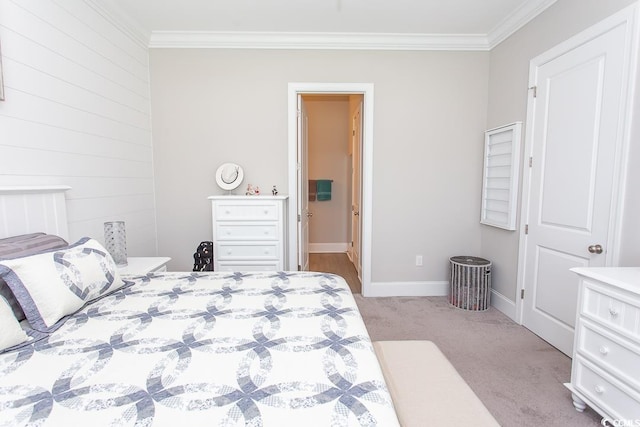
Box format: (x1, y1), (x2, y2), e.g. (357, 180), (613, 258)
(514, 4), (639, 323)
(287, 82), (374, 295)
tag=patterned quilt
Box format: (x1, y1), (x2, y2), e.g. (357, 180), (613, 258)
(0, 272), (399, 426)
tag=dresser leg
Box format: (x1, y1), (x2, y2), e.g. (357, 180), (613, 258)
(571, 393), (587, 412)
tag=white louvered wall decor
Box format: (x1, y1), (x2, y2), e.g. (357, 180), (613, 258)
(480, 122), (522, 230)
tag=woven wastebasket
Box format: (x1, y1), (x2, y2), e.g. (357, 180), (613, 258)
(449, 256), (492, 311)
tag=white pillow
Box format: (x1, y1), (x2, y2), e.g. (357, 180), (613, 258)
(0, 295), (30, 352)
(0, 237), (125, 332)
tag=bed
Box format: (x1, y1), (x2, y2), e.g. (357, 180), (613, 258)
(0, 187), (399, 426)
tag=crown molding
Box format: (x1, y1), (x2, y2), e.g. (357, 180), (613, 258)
(96, 0), (557, 51)
(84, 0), (151, 48)
(149, 31), (490, 51)
(487, 0), (558, 49)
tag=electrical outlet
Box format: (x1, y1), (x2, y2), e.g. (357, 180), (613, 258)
(415, 255), (423, 266)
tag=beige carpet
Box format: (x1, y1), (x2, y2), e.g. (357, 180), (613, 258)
(354, 295), (603, 427)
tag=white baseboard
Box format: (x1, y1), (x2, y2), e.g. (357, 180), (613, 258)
(491, 289), (517, 321)
(364, 281), (449, 297)
(309, 243), (348, 253)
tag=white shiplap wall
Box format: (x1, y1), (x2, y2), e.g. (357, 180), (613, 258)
(0, 0), (157, 255)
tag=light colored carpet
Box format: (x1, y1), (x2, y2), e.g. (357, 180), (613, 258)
(354, 295), (603, 427)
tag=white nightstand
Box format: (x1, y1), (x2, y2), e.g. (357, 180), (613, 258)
(118, 257), (171, 275)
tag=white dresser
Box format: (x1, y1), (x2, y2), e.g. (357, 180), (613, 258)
(208, 195), (288, 271)
(566, 267), (640, 424)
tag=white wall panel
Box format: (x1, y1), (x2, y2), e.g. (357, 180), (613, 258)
(5, 60), (150, 128)
(0, 117), (152, 161)
(0, 89), (150, 144)
(1, 1), (149, 97)
(2, 29), (150, 112)
(0, 0), (157, 256)
(53, 0), (148, 63)
(17, 0), (149, 78)
(0, 146), (153, 178)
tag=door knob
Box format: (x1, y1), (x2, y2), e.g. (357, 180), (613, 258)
(588, 244), (603, 254)
(307, 212), (313, 218)
(354, 211), (360, 216)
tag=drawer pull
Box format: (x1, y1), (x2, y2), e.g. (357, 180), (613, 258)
(263, 209), (269, 214)
(609, 308), (619, 318)
(264, 230), (269, 234)
(594, 385), (605, 394)
(227, 250), (232, 255)
(599, 346), (609, 356)
(225, 210), (231, 214)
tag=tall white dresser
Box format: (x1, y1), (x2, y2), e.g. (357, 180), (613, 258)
(208, 195), (288, 271)
(566, 267), (640, 424)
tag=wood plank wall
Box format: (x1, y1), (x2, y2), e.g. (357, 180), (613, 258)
(0, 0), (156, 255)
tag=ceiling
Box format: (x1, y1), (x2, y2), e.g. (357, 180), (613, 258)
(98, 0), (557, 50)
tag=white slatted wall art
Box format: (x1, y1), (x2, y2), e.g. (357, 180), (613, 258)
(480, 122), (522, 230)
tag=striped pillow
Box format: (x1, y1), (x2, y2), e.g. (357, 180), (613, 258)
(0, 233), (69, 321)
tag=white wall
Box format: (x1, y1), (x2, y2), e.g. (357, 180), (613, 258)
(305, 95), (350, 251)
(0, 0), (157, 254)
(482, 0), (639, 308)
(150, 49), (489, 282)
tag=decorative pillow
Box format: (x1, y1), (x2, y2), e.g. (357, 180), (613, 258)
(0, 237), (125, 332)
(0, 295), (30, 352)
(0, 233), (69, 321)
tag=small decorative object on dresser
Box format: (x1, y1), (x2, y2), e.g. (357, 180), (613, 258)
(117, 257), (171, 275)
(215, 163), (244, 191)
(566, 267), (640, 424)
(208, 195), (288, 271)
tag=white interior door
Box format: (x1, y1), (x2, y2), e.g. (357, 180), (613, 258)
(520, 21), (630, 356)
(350, 103), (363, 277)
(297, 94), (310, 271)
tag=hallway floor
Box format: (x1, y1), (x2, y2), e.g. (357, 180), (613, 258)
(309, 252), (361, 294)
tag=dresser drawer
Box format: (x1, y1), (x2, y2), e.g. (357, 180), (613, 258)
(216, 222), (278, 240)
(582, 280), (640, 340)
(216, 261), (281, 272)
(577, 319), (640, 390)
(215, 202), (279, 221)
(216, 242), (279, 260)
(573, 356), (640, 420)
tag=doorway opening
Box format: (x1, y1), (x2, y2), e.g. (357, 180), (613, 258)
(303, 94), (362, 293)
(287, 83), (374, 296)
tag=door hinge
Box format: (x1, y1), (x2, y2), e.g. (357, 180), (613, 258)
(296, 109), (301, 117)
(352, 130), (356, 136)
(525, 224), (529, 234)
(297, 214), (301, 222)
(529, 157), (533, 168)
(529, 86), (537, 98)
(521, 289), (525, 299)
(298, 264), (301, 271)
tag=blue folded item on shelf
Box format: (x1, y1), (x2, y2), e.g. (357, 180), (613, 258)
(316, 179), (332, 201)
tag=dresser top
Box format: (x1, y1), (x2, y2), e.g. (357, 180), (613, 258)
(571, 267), (640, 294)
(208, 195), (288, 200)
